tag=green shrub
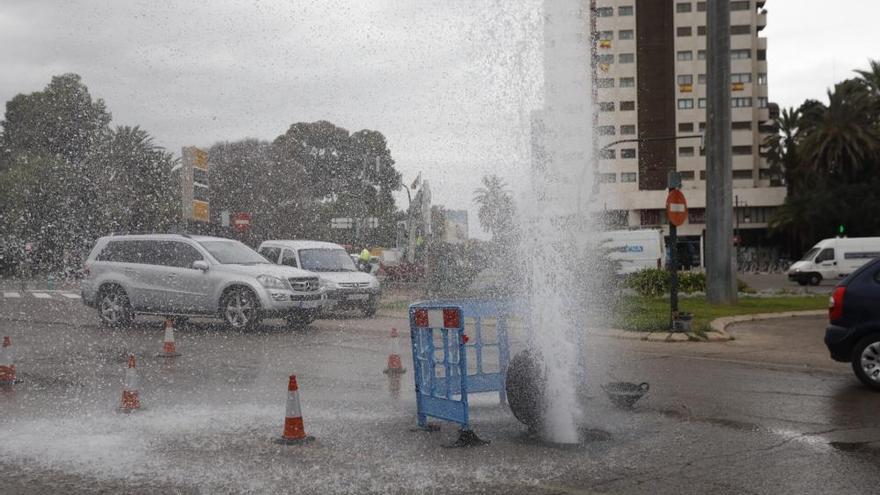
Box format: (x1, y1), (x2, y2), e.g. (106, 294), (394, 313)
(625, 268), (670, 297)
(626, 269), (749, 296)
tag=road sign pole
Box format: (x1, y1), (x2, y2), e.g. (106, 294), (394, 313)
(670, 222), (678, 320)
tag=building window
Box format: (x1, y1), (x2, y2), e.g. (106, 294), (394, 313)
(757, 73), (768, 85)
(619, 53), (635, 64)
(732, 169), (754, 179)
(732, 97), (753, 107)
(677, 74), (693, 85)
(732, 146), (753, 155)
(757, 49), (767, 61)
(730, 1), (751, 11)
(618, 30), (635, 40)
(732, 121), (752, 130)
(731, 49), (751, 59)
(689, 208), (706, 223)
(700, 170), (706, 180)
(677, 26), (692, 37)
(677, 51), (693, 61)
(679, 122), (694, 132)
(731, 73), (752, 84)
(620, 124), (636, 135)
(758, 97), (768, 108)
(597, 54), (614, 64)
(679, 171), (695, 181)
(698, 98), (707, 108)
(620, 101), (635, 111)
(678, 98), (694, 109)
(676, 2), (692, 13)
(598, 78), (615, 88)
(619, 6), (634, 16)
(697, 25), (706, 36)
(679, 147), (695, 157)
(619, 77), (635, 87)
(621, 148), (636, 159)
(698, 73), (706, 84)
(621, 172), (637, 183)
(600, 173), (617, 183)
(640, 210), (662, 226)
(699, 122), (706, 131)
(697, 1), (706, 11)
(731, 25), (751, 35)
(597, 125), (616, 136)
(599, 101), (615, 112)
(599, 30), (614, 40)
(698, 50), (706, 60)
(596, 7), (613, 17)
(599, 149), (616, 159)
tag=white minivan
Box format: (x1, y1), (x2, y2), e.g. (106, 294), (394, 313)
(597, 229), (665, 275)
(788, 237), (880, 286)
(258, 240), (381, 317)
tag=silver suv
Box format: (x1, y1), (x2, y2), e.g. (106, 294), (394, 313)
(81, 234), (326, 329)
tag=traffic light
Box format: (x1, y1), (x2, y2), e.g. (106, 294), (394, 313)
(839, 224), (845, 236)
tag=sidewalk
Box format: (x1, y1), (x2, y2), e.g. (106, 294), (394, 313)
(0, 277), (81, 291)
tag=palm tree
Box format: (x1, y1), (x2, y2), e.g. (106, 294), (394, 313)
(763, 107), (801, 190)
(797, 79), (880, 182)
(855, 59), (880, 96)
(473, 175), (515, 242)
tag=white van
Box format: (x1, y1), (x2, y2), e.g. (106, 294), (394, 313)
(597, 229), (665, 275)
(258, 240), (381, 317)
(788, 237), (880, 286)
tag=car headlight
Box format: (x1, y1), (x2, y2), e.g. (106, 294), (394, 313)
(257, 275), (287, 290)
(369, 277), (380, 288)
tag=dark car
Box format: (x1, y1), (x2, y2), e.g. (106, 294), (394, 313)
(825, 257), (880, 390)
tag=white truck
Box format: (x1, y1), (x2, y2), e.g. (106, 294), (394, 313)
(597, 229), (665, 275)
(788, 237), (880, 286)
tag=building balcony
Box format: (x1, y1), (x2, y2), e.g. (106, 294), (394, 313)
(757, 9), (767, 32)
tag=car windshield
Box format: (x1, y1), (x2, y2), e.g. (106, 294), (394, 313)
(197, 240), (268, 265)
(299, 248), (357, 272)
(800, 248), (820, 261)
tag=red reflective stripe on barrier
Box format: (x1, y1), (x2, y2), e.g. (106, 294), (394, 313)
(288, 375), (299, 392)
(443, 308), (460, 329)
(414, 309), (429, 327)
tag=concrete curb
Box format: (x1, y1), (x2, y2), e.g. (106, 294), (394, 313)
(598, 309), (827, 344)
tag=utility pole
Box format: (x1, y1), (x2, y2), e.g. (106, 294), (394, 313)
(705, 0), (737, 304)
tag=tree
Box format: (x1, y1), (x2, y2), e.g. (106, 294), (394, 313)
(473, 175), (516, 244)
(856, 59), (880, 96)
(0, 74), (111, 167)
(271, 121), (403, 246)
(797, 79), (880, 182)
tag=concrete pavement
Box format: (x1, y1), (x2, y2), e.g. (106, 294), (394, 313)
(1, 295), (878, 494)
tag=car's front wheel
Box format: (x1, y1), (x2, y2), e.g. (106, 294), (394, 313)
(852, 334), (880, 391)
(808, 273), (822, 286)
(221, 287), (261, 331)
(98, 284), (133, 327)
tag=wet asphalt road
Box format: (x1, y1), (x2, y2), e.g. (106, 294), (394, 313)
(1, 292), (879, 494)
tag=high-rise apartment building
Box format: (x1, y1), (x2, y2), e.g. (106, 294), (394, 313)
(592, 0), (782, 265)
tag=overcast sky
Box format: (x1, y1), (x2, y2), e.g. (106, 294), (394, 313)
(1, 1), (878, 238)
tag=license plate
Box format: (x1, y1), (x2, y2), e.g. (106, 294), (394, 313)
(301, 300), (321, 308)
(348, 294), (369, 301)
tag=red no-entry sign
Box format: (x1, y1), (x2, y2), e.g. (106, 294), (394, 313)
(233, 213), (251, 232)
(666, 189), (688, 227)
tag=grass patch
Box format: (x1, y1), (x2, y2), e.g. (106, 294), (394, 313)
(615, 294), (828, 333)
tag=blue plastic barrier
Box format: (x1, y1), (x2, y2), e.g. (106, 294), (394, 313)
(409, 299), (514, 441)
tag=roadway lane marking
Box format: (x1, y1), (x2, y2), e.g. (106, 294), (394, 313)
(31, 292), (52, 299)
(60, 292), (81, 299)
(2, 291), (21, 298)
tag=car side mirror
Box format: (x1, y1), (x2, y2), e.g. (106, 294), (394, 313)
(192, 260), (209, 271)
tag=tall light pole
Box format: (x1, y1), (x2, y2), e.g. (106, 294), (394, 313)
(705, 0), (737, 304)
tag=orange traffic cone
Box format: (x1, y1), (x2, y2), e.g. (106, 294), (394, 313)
(383, 328), (406, 374)
(275, 375), (314, 444)
(158, 319), (181, 358)
(118, 354), (141, 413)
(0, 336), (16, 385)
